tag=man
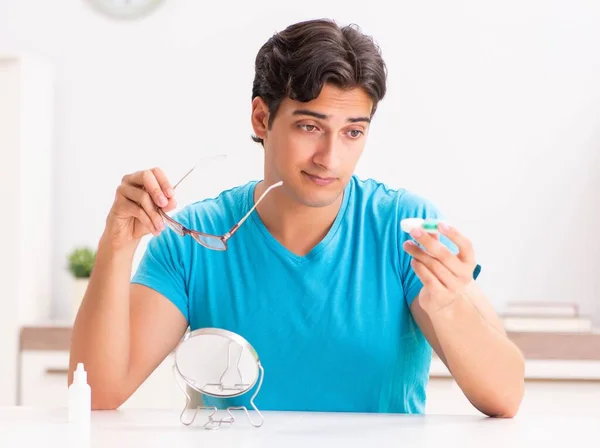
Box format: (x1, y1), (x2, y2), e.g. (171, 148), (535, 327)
(69, 18), (525, 417)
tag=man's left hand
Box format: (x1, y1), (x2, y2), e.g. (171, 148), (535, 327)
(403, 223), (477, 314)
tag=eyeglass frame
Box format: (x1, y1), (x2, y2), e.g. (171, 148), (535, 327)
(156, 165), (283, 251)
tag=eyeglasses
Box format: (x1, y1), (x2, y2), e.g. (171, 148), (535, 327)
(157, 163), (283, 251)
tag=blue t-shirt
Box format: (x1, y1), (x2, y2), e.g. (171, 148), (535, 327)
(132, 175), (477, 414)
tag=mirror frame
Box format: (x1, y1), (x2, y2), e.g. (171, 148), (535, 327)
(172, 327), (265, 430)
(174, 327), (260, 398)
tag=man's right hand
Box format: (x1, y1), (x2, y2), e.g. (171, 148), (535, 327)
(104, 168), (178, 251)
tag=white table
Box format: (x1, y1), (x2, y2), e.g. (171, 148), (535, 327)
(0, 406), (597, 447)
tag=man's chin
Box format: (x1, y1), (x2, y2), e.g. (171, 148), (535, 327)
(296, 191), (343, 208)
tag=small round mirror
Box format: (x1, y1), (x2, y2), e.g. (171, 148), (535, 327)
(172, 328), (264, 429)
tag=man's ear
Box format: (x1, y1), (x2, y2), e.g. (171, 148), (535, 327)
(251, 97), (269, 140)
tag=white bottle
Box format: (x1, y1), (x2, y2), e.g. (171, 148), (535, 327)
(68, 362), (91, 429)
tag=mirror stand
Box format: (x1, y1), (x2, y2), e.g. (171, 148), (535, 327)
(172, 363), (265, 430)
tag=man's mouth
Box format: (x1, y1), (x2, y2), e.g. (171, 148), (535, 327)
(302, 171), (336, 186)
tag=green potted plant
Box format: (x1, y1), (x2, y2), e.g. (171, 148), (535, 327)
(67, 247), (96, 319)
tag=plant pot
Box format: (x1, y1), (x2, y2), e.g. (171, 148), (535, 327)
(72, 278), (90, 321)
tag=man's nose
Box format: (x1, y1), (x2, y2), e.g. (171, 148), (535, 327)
(312, 135), (340, 171)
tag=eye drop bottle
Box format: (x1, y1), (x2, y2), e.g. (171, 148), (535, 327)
(68, 362), (91, 430)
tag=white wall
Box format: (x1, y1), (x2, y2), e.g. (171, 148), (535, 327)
(0, 0), (599, 322)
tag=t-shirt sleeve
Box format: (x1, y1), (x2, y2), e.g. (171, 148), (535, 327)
(131, 214), (190, 322)
(396, 190), (481, 308)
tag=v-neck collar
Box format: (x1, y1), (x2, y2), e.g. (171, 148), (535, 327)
(247, 178), (352, 265)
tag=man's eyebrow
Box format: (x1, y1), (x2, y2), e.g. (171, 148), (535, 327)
(293, 109), (328, 120)
(292, 109), (371, 123)
(348, 116), (371, 123)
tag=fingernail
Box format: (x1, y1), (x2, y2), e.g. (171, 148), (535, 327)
(166, 189), (175, 198)
(439, 223), (450, 232)
(159, 195), (168, 206)
(411, 228), (423, 238)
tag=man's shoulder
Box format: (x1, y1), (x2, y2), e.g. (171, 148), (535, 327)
(349, 175), (441, 220)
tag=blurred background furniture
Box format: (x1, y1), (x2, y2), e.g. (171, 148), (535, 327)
(428, 301), (600, 416)
(501, 301), (592, 332)
(17, 324), (185, 409)
(16, 319), (600, 416)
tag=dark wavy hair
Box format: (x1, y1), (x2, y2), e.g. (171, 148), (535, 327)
(251, 18), (388, 145)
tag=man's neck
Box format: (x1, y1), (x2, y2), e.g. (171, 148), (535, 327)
(254, 182), (344, 257)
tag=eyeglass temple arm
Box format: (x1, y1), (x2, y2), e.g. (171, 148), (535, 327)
(172, 167), (196, 190)
(172, 156), (226, 190)
(225, 181), (283, 239)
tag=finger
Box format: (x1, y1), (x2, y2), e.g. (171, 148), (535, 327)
(161, 193), (177, 213)
(122, 180), (177, 213)
(126, 170), (169, 207)
(161, 197), (177, 213)
(438, 223), (475, 264)
(404, 241), (460, 290)
(410, 259), (444, 290)
(117, 184), (165, 233)
(408, 228), (462, 275)
(151, 167), (175, 199)
(121, 198), (162, 236)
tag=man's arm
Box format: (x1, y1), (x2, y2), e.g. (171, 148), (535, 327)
(68, 237), (188, 409)
(404, 224), (525, 418)
(68, 167), (188, 409)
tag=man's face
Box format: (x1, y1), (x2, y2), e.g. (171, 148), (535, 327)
(252, 84), (373, 208)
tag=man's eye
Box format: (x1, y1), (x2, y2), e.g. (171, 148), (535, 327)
(300, 124), (318, 132)
(348, 130), (364, 138)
